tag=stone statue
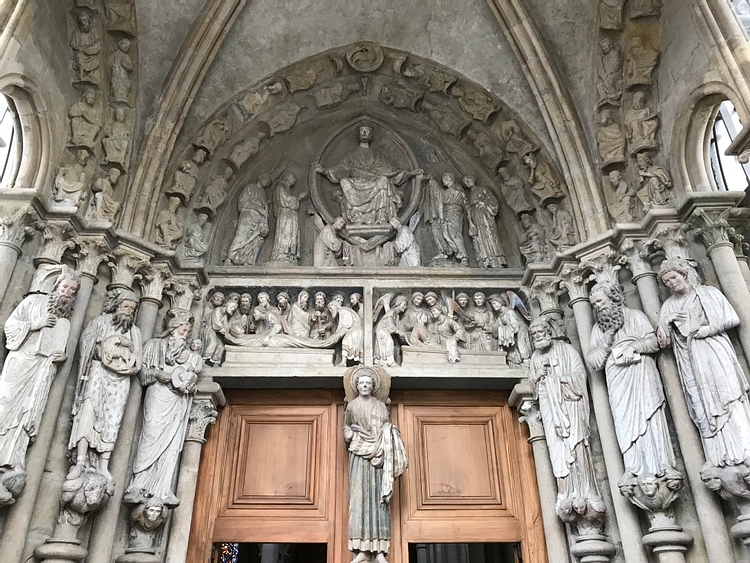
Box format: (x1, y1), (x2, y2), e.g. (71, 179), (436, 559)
(313, 124), (422, 226)
(401, 292), (430, 346)
(194, 116), (232, 156)
(657, 259), (750, 480)
(596, 109), (627, 167)
(528, 317), (606, 523)
(125, 310), (201, 507)
(313, 216), (346, 267)
(68, 289), (142, 480)
(165, 149), (207, 202)
(597, 38), (624, 107)
(89, 168), (122, 222)
(463, 292), (495, 351)
(522, 152), (565, 203)
(310, 291), (334, 339)
(199, 292), (224, 353)
(101, 107), (130, 169)
(606, 170), (638, 222)
(350, 293), (363, 319)
(70, 11), (101, 85)
(467, 128), (505, 172)
(110, 38), (133, 104)
(155, 196), (184, 249)
(547, 203), (577, 251)
(497, 119), (537, 157)
(599, 0), (624, 29)
(202, 293), (238, 365)
(226, 175), (272, 266)
(229, 293), (254, 338)
(587, 281), (680, 482)
(429, 305), (467, 364)
(183, 213), (210, 259)
(464, 176), (506, 268)
(0, 268), (80, 504)
(328, 300), (363, 364)
(635, 152), (671, 207)
(625, 36), (659, 88)
(624, 91), (659, 154)
(422, 173), (469, 267)
(387, 216), (420, 267)
(69, 87), (100, 150)
(374, 294), (409, 367)
(196, 167), (233, 217)
(289, 291), (312, 337)
(489, 292), (532, 367)
(344, 368), (407, 563)
(519, 213), (548, 264)
(269, 171), (307, 264)
(498, 166), (534, 216)
(229, 131), (267, 169)
(54, 149), (91, 206)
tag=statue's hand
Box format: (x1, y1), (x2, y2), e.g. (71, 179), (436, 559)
(691, 325), (711, 339)
(655, 326), (671, 349)
(33, 314), (58, 331)
(468, 227), (478, 238)
(51, 352), (67, 363)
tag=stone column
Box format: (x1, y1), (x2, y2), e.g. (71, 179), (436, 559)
(621, 239), (737, 563)
(730, 231), (750, 290)
(0, 205), (36, 304)
(508, 383), (569, 563)
(558, 261), (650, 563)
(86, 261), (171, 563)
(164, 385), (223, 563)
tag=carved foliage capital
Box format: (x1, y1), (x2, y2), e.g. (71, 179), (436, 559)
(76, 236), (110, 278)
(557, 263), (588, 303)
(0, 206), (37, 249)
(167, 276), (202, 311)
(527, 277), (561, 314)
(620, 239), (654, 279)
(138, 263), (173, 302)
(687, 207), (739, 251)
(186, 398), (218, 443)
(36, 221), (77, 265)
(107, 246), (150, 290)
(646, 223), (690, 260)
(580, 247), (623, 284)
(518, 399), (544, 441)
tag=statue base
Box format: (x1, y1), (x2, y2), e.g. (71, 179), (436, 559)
(34, 537), (87, 563)
(344, 223), (393, 239)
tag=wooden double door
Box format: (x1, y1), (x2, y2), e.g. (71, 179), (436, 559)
(188, 389), (547, 563)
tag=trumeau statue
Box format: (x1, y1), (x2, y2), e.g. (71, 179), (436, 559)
(0, 267), (80, 504)
(110, 37), (133, 105)
(596, 109), (627, 167)
(528, 317), (606, 524)
(69, 289), (142, 481)
(313, 124), (422, 226)
(635, 152), (672, 207)
(498, 166), (534, 216)
(422, 173), (469, 267)
(586, 281), (681, 487)
(54, 149), (91, 206)
(464, 176), (506, 268)
(269, 171), (307, 264)
(101, 107), (130, 170)
(522, 152), (565, 204)
(89, 168), (122, 222)
(70, 11), (101, 85)
(625, 91), (659, 154)
(125, 310), (201, 508)
(657, 259), (750, 490)
(227, 175), (272, 266)
(155, 196), (184, 249)
(606, 170), (638, 223)
(69, 87), (100, 150)
(625, 35), (659, 88)
(344, 367), (407, 563)
(597, 38), (623, 108)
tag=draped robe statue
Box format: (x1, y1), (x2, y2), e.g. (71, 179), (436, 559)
(269, 172), (306, 264)
(345, 368), (407, 563)
(464, 176), (506, 268)
(227, 176), (271, 265)
(374, 296), (408, 367)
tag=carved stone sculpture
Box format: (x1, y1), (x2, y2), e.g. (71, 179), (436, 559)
(202, 293), (237, 365)
(105, 0), (137, 35)
(269, 171), (307, 264)
(528, 317), (606, 523)
(625, 36), (659, 88)
(68, 289), (142, 481)
(316, 81), (354, 109)
(547, 203), (577, 251)
(422, 173), (469, 267)
(54, 149), (91, 206)
(70, 11), (102, 85)
(259, 103), (300, 137)
(196, 167), (233, 217)
(624, 91), (659, 154)
(657, 259), (750, 491)
(165, 149), (206, 202)
(519, 213), (548, 264)
(69, 87), (100, 150)
(386, 217), (420, 267)
(310, 291), (334, 339)
(498, 166), (534, 215)
(125, 310), (201, 507)
(329, 300), (363, 364)
(194, 116), (232, 156)
(403, 61), (456, 94)
(89, 168), (122, 222)
(226, 175), (271, 266)
(464, 176), (506, 268)
(110, 37), (133, 104)
(522, 152), (565, 203)
(313, 125), (421, 226)
(314, 216), (346, 267)
(421, 101), (471, 139)
(597, 39), (623, 109)
(497, 120), (537, 157)
(288, 291), (312, 337)
(155, 196), (184, 249)
(635, 152), (671, 207)
(344, 367), (407, 563)
(587, 281), (681, 485)
(467, 128), (505, 173)
(599, 0), (624, 29)
(373, 295), (409, 366)
(101, 107), (130, 169)
(378, 81), (423, 112)
(183, 213), (210, 259)
(429, 305), (467, 364)
(229, 131), (266, 169)
(596, 109), (627, 167)
(452, 85), (499, 122)
(346, 41), (384, 72)
(606, 170), (638, 222)
(0, 268), (80, 504)
(488, 292), (531, 367)
(463, 292), (495, 351)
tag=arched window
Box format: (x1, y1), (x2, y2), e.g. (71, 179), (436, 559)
(709, 100), (750, 192)
(0, 93), (21, 190)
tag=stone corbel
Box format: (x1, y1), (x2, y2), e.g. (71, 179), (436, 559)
(107, 245), (150, 290)
(186, 390), (221, 444)
(509, 381), (544, 443)
(75, 235), (110, 281)
(35, 221), (78, 266)
(0, 205), (37, 253)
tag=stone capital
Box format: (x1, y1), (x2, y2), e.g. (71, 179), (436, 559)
(526, 276), (561, 315)
(35, 221), (77, 266)
(76, 236), (110, 280)
(186, 396), (219, 444)
(579, 247), (623, 284)
(167, 276), (202, 312)
(557, 262), (589, 305)
(619, 238), (655, 280)
(137, 263), (173, 303)
(686, 206), (739, 252)
(646, 223), (691, 260)
(0, 206), (37, 252)
(107, 246), (150, 290)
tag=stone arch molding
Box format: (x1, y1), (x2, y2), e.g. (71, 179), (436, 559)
(150, 43), (579, 270)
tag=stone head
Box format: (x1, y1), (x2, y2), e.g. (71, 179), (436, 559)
(357, 125), (373, 145)
(638, 474), (659, 498)
(282, 171), (297, 186)
(547, 203), (558, 214)
(118, 38), (131, 53)
(350, 293), (362, 308)
(393, 295), (408, 313)
(76, 11), (92, 32)
(314, 291), (326, 310)
(411, 292), (424, 307)
(108, 167), (122, 183)
(144, 501), (164, 523)
(298, 290), (309, 309)
(76, 149), (90, 165)
(636, 152), (652, 169)
(522, 152), (537, 167)
(425, 292), (438, 307)
(441, 172), (455, 187)
(193, 149), (207, 165)
(530, 318), (552, 351)
(598, 109), (612, 126)
(472, 292), (486, 308)
(224, 293), (240, 315)
(456, 292), (469, 309)
(608, 169), (622, 185)
(54, 274), (81, 300)
(356, 374), (374, 397)
(461, 175), (476, 189)
(83, 87), (96, 105)
(276, 291), (290, 309)
(257, 292), (270, 306)
(117, 298), (138, 318)
(333, 216), (346, 231)
(210, 291), (225, 308)
(222, 167), (233, 180)
(239, 293), (252, 314)
(196, 213), (208, 226)
(190, 339), (203, 353)
(257, 174), (272, 189)
(327, 301), (340, 317)
(632, 91), (646, 109)
(115, 107), (127, 122)
(498, 167), (511, 181)
(167, 196), (181, 211)
(520, 213), (533, 228)
(600, 38), (612, 53)
(487, 294), (505, 312)
(429, 305), (443, 320)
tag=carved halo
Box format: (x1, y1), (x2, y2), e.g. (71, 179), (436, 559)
(344, 366), (392, 403)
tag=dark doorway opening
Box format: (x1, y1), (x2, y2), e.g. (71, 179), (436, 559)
(215, 542), (327, 563)
(408, 543), (520, 563)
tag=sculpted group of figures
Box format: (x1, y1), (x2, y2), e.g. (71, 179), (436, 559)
(530, 257), (750, 532)
(0, 266), (203, 547)
(373, 290), (530, 366)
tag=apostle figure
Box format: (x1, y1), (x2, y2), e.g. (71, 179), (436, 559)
(289, 291), (312, 337)
(597, 38), (623, 108)
(54, 149), (91, 206)
(625, 36), (659, 88)
(587, 281), (679, 480)
(625, 91), (659, 154)
(596, 109), (627, 167)
(529, 317), (605, 522)
(165, 150), (206, 203)
(463, 175), (506, 268)
(110, 38), (133, 104)
(345, 368), (407, 563)
(522, 152), (565, 204)
(429, 305), (467, 364)
(101, 107), (130, 169)
(199, 291), (224, 357)
(607, 170), (638, 223)
(155, 196), (184, 249)
(657, 259), (750, 469)
(70, 11), (101, 85)
(311, 291), (334, 339)
(313, 124), (422, 226)
(463, 292), (495, 351)
(69, 87), (100, 150)
(0, 268), (80, 503)
(422, 173), (469, 267)
(227, 175), (271, 265)
(314, 216), (346, 267)
(328, 300), (363, 364)
(69, 289), (142, 480)
(269, 171), (307, 264)
(547, 203), (577, 251)
(126, 310), (200, 507)
(196, 167), (232, 217)
(498, 166), (534, 216)
(519, 212), (548, 264)
(89, 168), (122, 222)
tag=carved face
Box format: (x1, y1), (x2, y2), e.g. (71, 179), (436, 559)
(456, 293), (469, 308)
(356, 375), (374, 396)
(57, 278), (80, 299)
(350, 293), (361, 307)
(196, 213), (208, 226)
(600, 38), (612, 53)
(598, 110), (611, 126)
(211, 292), (225, 308)
(118, 299), (137, 317)
(299, 292), (309, 309)
(84, 89), (96, 105)
(472, 293), (485, 307)
(76, 149), (89, 165)
(488, 297), (503, 312)
(225, 300), (238, 315)
(193, 149), (207, 164)
(636, 152), (651, 169)
(530, 324), (552, 351)
(661, 270), (690, 295)
(441, 173), (454, 187)
(461, 175), (476, 189)
(640, 476), (659, 497)
(547, 204), (558, 214)
(190, 339), (203, 352)
(425, 294), (437, 307)
(589, 289), (611, 313)
(430, 306), (442, 320)
(257, 293), (269, 306)
(118, 38), (130, 53)
(174, 323), (191, 338)
(327, 302), (339, 316)
(77, 12), (92, 32)
(358, 126), (373, 144)
(144, 503), (164, 523)
(520, 214), (532, 228)
(411, 293), (424, 307)
(115, 108), (127, 122)
(632, 91), (646, 109)
(333, 217), (346, 230)
(608, 170), (622, 184)
(277, 294), (289, 309)
(108, 168), (121, 183)
(523, 153), (537, 167)
(315, 294), (326, 310)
